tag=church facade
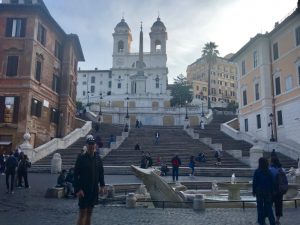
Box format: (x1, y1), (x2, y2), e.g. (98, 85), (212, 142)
(77, 17), (204, 126)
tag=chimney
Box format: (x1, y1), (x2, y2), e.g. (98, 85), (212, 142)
(95, 67), (98, 71)
(298, 0), (300, 9)
(274, 22), (279, 28)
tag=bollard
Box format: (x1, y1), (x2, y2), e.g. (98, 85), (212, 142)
(193, 194), (205, 211)
(106, 185), (115, 198)
(126, 193), (137, 208)
(51, 153), (62, 174)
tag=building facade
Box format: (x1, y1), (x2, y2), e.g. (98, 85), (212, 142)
(186, 56), (237, 108)
(231, 2), (300, 145)
(77, 69), (111, 104)
(0, 0), (84, 151)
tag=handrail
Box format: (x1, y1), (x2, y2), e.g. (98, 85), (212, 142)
(98, 197), (300, 210)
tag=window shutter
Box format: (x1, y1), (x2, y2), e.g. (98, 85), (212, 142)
(12, 96), (20, 123)
(37, 101), (42, 117)
(0, 96), (5, 123)
(5, 19), (13, 37)
(20, 19), (26, 37)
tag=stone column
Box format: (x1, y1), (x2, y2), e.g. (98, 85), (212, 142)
(250, 145), (264, 168)
(51, 153), (62, 174)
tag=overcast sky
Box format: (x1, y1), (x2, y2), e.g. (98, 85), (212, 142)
(42, 0), (297, 83)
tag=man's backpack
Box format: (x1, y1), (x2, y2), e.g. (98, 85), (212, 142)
(275, 169), (288, 195)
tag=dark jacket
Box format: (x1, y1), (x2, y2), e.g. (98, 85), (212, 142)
(74, 153), (105, 194)
(252, 168), (274, 196)
(5, 155), (18, 171)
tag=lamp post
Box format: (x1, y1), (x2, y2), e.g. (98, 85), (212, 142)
(125, 97), (129, 119)
(268, 113), (275, 142)
(98, 93), (103, 122)
(185, 100), (189, 120)
(200, 92), (204, 117)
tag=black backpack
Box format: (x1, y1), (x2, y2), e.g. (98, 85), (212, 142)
(275, 169), (288, 195)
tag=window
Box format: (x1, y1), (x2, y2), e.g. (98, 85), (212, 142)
(242, 90), (247, 106)
(255, 83), (260, 100)
(117, 82), (121, 88)
(219, 89), (222, 94)
(277, 110), (283, 126)
(6, 56), (19, 76)
(155, 76), (159, 88)
(196, 86), (199, 91)
(11, 0), (19, 3)
(256, 114), (261, 129)
(296, 26), (300, 46)
(54, 41), (62, 60)
(253, 51), (258, 68)
(241, 60), (246, 75)
(0, 96), (20, 123)
(50, 108), (59, 124)
(202, 87), (207, 92)
(118, 41), (124, 52)
(82, 81), (86, 85)
(83, 91), (86, 96)
(31, 98), (42, 117)
(155, 40), (161, 52)
(90, 86), (95, 93)
(108, 81), (112, 88)
(285, 76), (293, 91)
(35, 60), (42, 81)
(275, 77), (281, 95)
(244, 118), (248, 132)
(5, 18), (26, 37)
(91, 76), (95, 83)
(24, 0), (33, 4)
(37, 23), (46, 46)
(273, 42), (279, 60)
(52, 75), (60, 93)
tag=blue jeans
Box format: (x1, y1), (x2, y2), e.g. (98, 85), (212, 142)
(172, 167), (179, 181)
(256, 192), (275, 225)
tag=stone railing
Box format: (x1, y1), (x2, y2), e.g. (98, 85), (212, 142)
(30, 121), (92, 163)
(221, 118), (300, 160)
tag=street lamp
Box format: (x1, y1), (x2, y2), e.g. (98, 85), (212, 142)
(200, 92), (204, 117)
(98, 93), (103, 122)
(268, 113), (275, 142)
(125, 97), (129, 119)
(185, 100), (189, 120)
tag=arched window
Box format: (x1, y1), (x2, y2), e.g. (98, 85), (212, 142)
(118, 41), (124, 52)
(155, 40), (161, 52)
(155, 76), (159, 88)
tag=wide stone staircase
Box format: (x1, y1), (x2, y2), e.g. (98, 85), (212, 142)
(102, 125), (251, 176)
(30, 123), (124, 172)
(193, 113), (297, 168)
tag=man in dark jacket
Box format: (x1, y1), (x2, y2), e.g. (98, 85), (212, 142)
(5, 151), (18, 194)
(74, 136), (106, 225)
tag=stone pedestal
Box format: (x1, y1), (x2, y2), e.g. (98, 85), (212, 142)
(126, 193), (137, 208)
(184, 119), (190, 129)
(193, 194), (205, 211)
(250, 145), (264, 168)
(51, 153), (62, 174)
(19, 130), (34, 161)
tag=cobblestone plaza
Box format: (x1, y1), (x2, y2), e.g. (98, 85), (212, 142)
(1, 174), (300, 225)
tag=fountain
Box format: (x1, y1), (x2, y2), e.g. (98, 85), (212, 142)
(130, 165), (298, 208)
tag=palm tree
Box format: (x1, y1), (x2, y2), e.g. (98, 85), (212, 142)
(202, 42), (219, 109)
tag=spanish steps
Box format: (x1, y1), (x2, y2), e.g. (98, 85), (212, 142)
(31, 113), (297, 176)
(193, 113), (298, 168)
